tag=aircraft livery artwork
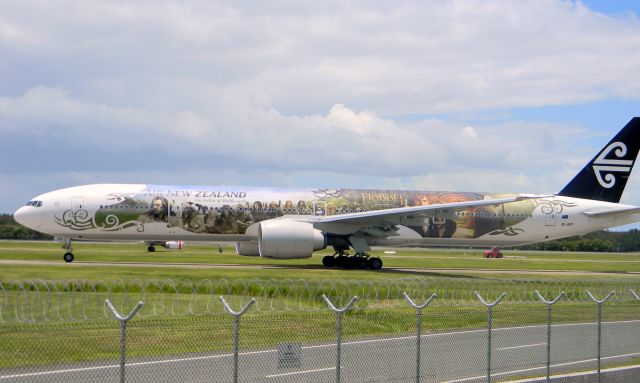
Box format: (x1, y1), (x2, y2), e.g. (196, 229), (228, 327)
(53, 185), (545, 240)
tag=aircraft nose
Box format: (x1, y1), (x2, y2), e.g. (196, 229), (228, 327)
(14, 206), (41, 229)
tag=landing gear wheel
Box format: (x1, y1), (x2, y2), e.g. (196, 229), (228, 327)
(356, 258), (368, 269)
(63, 252), (74, 263)
(367, 257), (383, 270)
(343, 257), (357, 269)
(148, 245), (156, 252)
(336, 255), (348, 268)
(322, 255), (336, 267)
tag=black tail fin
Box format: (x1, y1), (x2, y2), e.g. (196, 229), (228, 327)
(557, 117), (640, 203)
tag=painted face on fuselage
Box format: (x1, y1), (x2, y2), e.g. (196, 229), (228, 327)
(153, 198), (164, 213)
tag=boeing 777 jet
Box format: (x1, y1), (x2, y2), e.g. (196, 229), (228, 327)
(14, 118), (640, 269)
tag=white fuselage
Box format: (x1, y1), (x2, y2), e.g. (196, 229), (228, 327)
(14, 184), (640, 249)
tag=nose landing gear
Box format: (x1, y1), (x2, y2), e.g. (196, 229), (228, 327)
(62, 238), (74, 263)
(63, 252), (74, 262)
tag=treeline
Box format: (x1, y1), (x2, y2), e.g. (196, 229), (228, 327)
(0, 214), (53, 240)
(518, 229), (640, 252)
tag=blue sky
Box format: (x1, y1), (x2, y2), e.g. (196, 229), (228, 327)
(582, 0), (640, 15)
(1, 0), (640, 231)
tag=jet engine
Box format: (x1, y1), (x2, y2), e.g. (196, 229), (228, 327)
(236, 242), (260, 256)
(258, 220), (326, 259)
(163, 241), (184, 250)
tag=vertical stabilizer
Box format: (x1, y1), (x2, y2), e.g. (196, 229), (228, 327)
(557, 117), (640, 203)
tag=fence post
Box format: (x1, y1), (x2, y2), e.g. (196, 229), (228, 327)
(403, 292), (437, 383)
(586, 290), (614, 383)
(322, 294), (359, 383)
(105, 299), (144, 383)
(534, 290), (566, 382)
(220, 296), (256, 383)
(475, 292), (506, 383)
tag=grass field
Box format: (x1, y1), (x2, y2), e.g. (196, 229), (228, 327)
(3, 240), (640, 280)
(1, 241), (640, 372)
(2, 240), (640, 317)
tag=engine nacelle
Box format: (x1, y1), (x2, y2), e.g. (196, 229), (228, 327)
(163, 241), (184, 250)
(236, 241), (260, 256)
(258, 220), (326, 259)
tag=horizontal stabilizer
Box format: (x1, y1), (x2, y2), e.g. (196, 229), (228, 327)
(582, 206), (640, 218)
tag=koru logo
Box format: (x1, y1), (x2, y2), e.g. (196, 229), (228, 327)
(592, 142), (634, 188)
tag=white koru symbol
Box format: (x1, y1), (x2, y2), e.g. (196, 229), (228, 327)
(592, 142), (633, 188)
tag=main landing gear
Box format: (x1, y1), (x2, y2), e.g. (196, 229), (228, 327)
(62, 237), (74, 263)
(322, 251), (383, 270)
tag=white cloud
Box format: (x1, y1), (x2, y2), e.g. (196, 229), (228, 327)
(1, 1), (640, 213)
(0, 86), (598, 191)
(2, 1), (640, 114)
(461, 126), (478, 140)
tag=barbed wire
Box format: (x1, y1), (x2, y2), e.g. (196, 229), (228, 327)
(1, 277), (639, 323)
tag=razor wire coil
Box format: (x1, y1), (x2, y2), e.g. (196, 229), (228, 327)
(1, 277), (639, 323)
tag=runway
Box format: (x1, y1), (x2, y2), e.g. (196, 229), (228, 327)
(2, 320), (639, 382)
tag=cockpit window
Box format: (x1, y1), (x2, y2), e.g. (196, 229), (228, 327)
(25, 200), (43, 207)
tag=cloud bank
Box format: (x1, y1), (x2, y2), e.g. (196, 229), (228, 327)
(1, 0), (640, 212)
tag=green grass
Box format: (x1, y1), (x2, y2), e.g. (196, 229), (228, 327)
(2, 241), (640, 321)
(3, 241), (640, 281)
(2, 241), (640, 371)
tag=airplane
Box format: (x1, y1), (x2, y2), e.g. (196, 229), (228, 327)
(13, 117), (640, 270)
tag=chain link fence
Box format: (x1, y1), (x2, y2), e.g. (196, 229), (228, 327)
(1, 278), (639, 382)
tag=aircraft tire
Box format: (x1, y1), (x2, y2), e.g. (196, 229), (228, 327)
(356, 258), (368, 269)
(63, 252), (74, 263)
(322, 255), (336, 267)
(336, 255), (348, 268)
(148, 246), (155, 252)
(367, 257), (383, 270)
(343, 257), (357, 269)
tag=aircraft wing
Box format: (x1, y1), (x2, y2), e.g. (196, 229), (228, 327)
(306, 195), (543, 227)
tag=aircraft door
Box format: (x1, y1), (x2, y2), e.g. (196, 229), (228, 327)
(168, 200), (178, 218)
(71, 197), (85, 210)
(313, 201), (327, 216)
(168, 200), (179, 226)
(545, 212), (556, 226)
